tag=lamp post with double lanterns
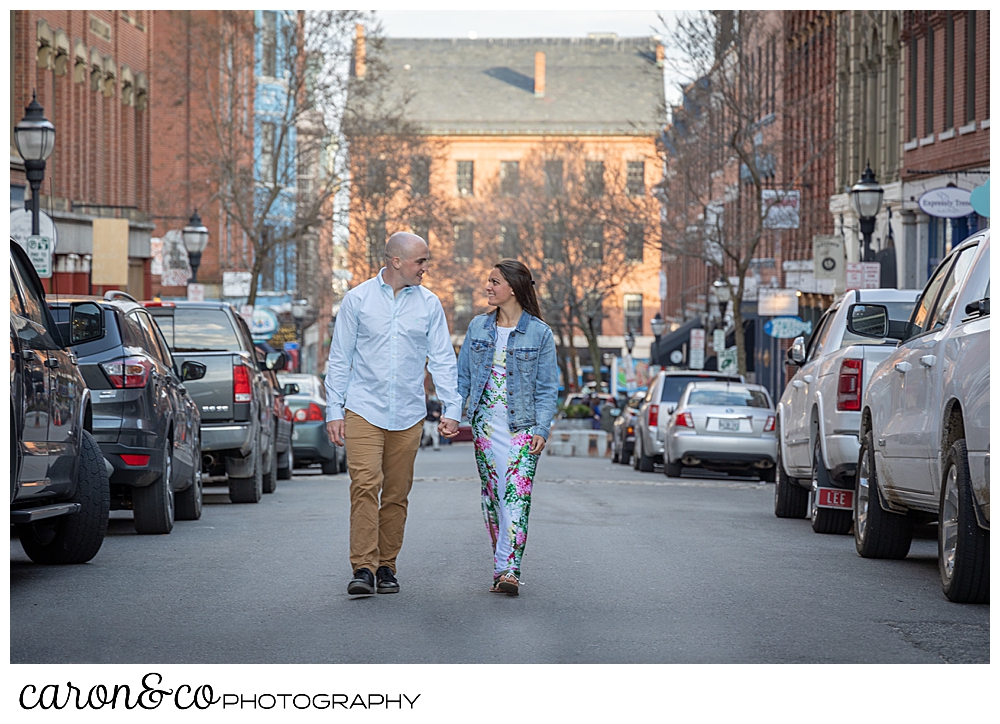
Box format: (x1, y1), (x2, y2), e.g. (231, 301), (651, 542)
(182, 210), (210, 284)
(14, 92), (56, 236)
(650, 312), (666, 366)
(851, 164), (885, 263)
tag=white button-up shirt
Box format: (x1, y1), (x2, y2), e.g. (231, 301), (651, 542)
(325, 269), (461, 430)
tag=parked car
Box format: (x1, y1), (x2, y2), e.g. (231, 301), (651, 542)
(773, 287), (920, 534)
(664, 381), (776, 480)
(49, 293), (206, 534)
(856, 230), (989, 603)
(261, 365), (295, 481)
(611, 391), (645, 464)
(145, 301), (281, 503)
(277, 373), (346, 475)
(633, 370), (744, 472)
(10, 238), (110, 563)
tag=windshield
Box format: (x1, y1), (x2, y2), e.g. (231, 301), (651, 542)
(155, 308), (242, 352)
(840, 300), (917, 348)
(660, 376), (738, 402)
(687, 388), (770, 409)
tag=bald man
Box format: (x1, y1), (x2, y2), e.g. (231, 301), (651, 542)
(325, 232), (462, 596)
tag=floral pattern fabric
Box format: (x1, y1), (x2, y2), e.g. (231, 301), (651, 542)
(472, 330), (538, 580)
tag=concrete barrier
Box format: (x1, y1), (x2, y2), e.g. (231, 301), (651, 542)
(546, 430), (608, 457)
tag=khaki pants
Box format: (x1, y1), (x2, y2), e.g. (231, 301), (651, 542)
(344, 410), (423, 575)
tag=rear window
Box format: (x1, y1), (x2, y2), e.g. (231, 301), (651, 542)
(660, 375), (738, 402)
(688, 388), (770, 409)
(154, 308), (242, 352)
(839, 301), (916, 348)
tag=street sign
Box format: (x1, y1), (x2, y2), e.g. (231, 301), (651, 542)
(763, 316), (813, 339)
(24, 235), (53, 278)
(712, 328), (725, 353)
(10, 208), (57, 250)
(717, 346), (738, 374)
(283, 341), (300, 351)
(846, 262), (881, 290)
(669, 350), (683, 365)
(689, 348), (705, 370)
(186, 283), (205, 302)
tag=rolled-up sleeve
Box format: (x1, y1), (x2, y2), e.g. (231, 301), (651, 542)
(531, 327), (559, 441)
(325, 293), (358, 422)
(425, 296), (462, 421)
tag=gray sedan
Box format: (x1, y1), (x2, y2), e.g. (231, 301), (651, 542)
(664, 382), (777, 481)
(277, 373), (346, 476)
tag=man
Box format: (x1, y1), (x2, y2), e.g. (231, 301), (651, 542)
(325, 233), (461, 596)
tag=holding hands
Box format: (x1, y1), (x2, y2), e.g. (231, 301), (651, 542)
(438, 417), (460, 439)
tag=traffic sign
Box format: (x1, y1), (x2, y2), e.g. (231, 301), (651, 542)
(717, 346), (738, 374)
(24, 235), (53, 278)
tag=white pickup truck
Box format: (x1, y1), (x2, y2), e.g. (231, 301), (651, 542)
(773, 288), (920, 534)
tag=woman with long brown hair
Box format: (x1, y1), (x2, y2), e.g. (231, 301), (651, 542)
(456, 259), (559, 596)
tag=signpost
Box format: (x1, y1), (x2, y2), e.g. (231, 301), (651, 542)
(24, 235), (53, 278)
(186, 283), (205, 302)
(689, 328), (705, 370)
(846, 262), (882, 290)
(717, 346), (738, 374)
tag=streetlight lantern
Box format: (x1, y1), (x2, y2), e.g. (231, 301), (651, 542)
(15, 92), (56, 236)
(182, 210), (210, 283)
(625, 330), (635, 355)
(851, 163), (884, 262)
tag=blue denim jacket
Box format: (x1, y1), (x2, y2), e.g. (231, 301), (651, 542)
(456, 310), (559, 441)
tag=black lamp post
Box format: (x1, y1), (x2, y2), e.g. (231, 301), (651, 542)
(182, 210), (210, 283)
(14, 92), (56, 236)
(625, 330), (635, 356)
(851, 164), (884, 263)
(650, 312), (666, 365)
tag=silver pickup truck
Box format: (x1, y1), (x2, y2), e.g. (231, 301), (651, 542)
(146, 302), (281, 503)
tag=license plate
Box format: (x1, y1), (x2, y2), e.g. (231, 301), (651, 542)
(718, 419), (740, 432)
(817, 488), (854, 509)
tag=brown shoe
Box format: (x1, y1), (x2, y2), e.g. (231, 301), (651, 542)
(497, 572), (519, 596)
(489, 581), (503, 593)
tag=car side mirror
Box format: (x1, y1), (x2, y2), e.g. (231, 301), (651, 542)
(965, 297), (990, 318)
(846, 303), (889, 338)
(181, 360), (207, 382)
(265, 351), (286, 371)
(786, 336), (805, 365)
(68, 302), (104, 345)
(282, 383), (300, 396)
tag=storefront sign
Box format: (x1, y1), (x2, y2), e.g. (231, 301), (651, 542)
(762, 190), (800, 229)
(764, 316), (813, 339)
(917, 187), (973, 219)
(250, 307), (280, 338)
(758, 288), (799, 316)
(969, 180), (989, 218)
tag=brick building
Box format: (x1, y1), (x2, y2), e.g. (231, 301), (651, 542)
(10, 10), (154, 296)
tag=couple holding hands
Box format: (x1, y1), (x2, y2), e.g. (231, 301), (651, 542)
(324, 233), (558, 597)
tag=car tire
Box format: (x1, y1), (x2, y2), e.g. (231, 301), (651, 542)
(229, 441), (263, 504)
(277, 445), (293, 480)
(321, 455), (339, 475)
(774, 421), (808, 519)
(621, 445), (633, 466)
(262, 439), (278, 494)
(636, 435), (654, 472)
(664, 457), (683, 478)
(612, 443), (620, 463)
(938, 440), (989, 604)
(809, 440), (851, 534)
(174, 442), (203, 521)
(133, 437), (175, 534)
(17, 430), (110, 564)
(854, 429), (913, 559)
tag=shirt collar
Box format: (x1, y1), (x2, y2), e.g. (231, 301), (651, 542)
(376, 268), (413, 297)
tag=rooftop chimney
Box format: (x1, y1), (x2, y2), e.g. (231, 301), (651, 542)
(534, 51), (545, 97)
(655, 43), (665, 68)
(354, 23), (366, 78)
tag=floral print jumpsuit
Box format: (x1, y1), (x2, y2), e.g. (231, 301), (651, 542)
(471, 325), (538, 582)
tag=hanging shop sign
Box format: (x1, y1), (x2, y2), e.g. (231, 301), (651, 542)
(917, 187), (973, 219)
(250, 307), (280, 338)
(764, 316), (813, 339)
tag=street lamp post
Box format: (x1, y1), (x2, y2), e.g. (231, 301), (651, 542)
(14, 92), (56, 236)
(182, 210), (210, 283)
(851, 164), (885, 263)
(650, 313), (666, 366)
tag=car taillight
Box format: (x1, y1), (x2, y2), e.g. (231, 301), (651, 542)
(294, 403), (324, 422)
(283, 406), (294, 422)
(626, 426), (633, 434)
(648, 404), (659, 428)
(764, 415), (775, 432)
(233, 364), (252, 403)
(675, 412), (694, 428)
(142, 301), (174, 307)
(837, 359), (863, 411)
(120, 454), (150, 466)
(101, 356), (153, 388)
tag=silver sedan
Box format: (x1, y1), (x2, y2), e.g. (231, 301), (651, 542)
(664, 381), (777, 481)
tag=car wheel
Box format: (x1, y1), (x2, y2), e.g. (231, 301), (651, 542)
(774, 420), (808, 518)
(277, 445), (293, 480)
(854, 429), (913, 558)
(229, 439), (263, 504)
(133, 437), (175, 534)
(621, 444), (633, 466)
(664, 456), (683, 478)
(174, 441), (203, 521)
(938, 440), (989, 603)
(612, 442), (620, 464)
(17, 430), (110, 564)
(809, 440), (851, 534)
(262, 438), (278, 494)
(635, 435), (654, 472)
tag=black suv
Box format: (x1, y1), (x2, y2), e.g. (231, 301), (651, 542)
(10, 239), (109, 563)
(49, 292), (206, 534)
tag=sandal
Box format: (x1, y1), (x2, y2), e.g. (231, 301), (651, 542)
(497, 572), (519, 596)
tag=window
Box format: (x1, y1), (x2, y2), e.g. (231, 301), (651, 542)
(925, 24), (935, 136)
(456, 161), (474, 196)
(627, 161), (645, 196)
(965, 11), (976, 123)
(410, 156), (429, 196)
(366, 217), (386, 270)
(908, 35), (918, 139)
(500, 161), (519, 196)
(453, 222), (474, 262)
(410, 221), (429, 246)
(585, 161), (605, 196)
(584, 224), (603, 262)
(261, 11), (277, 77)
(945, 13), (954, 129)
(365, 158), (387, 195)
(806, 312), (833, 362)
(625, 223), (644, 263)
(161, 309), (242, 353)
(499, 222), (519, 258)
(543, 222), (564, 262)
(623, 294), (643, 335)
(927, 245), (978, 331)
(453, 289), (474, 332)
(260, 122), (276, 181)
(544, 159), (563, 196)
(909, 256), (954, 335)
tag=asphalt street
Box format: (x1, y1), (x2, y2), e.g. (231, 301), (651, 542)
(10, 443), (990, 664)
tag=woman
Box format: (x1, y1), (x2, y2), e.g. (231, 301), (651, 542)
(456, 260), (559, 596)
